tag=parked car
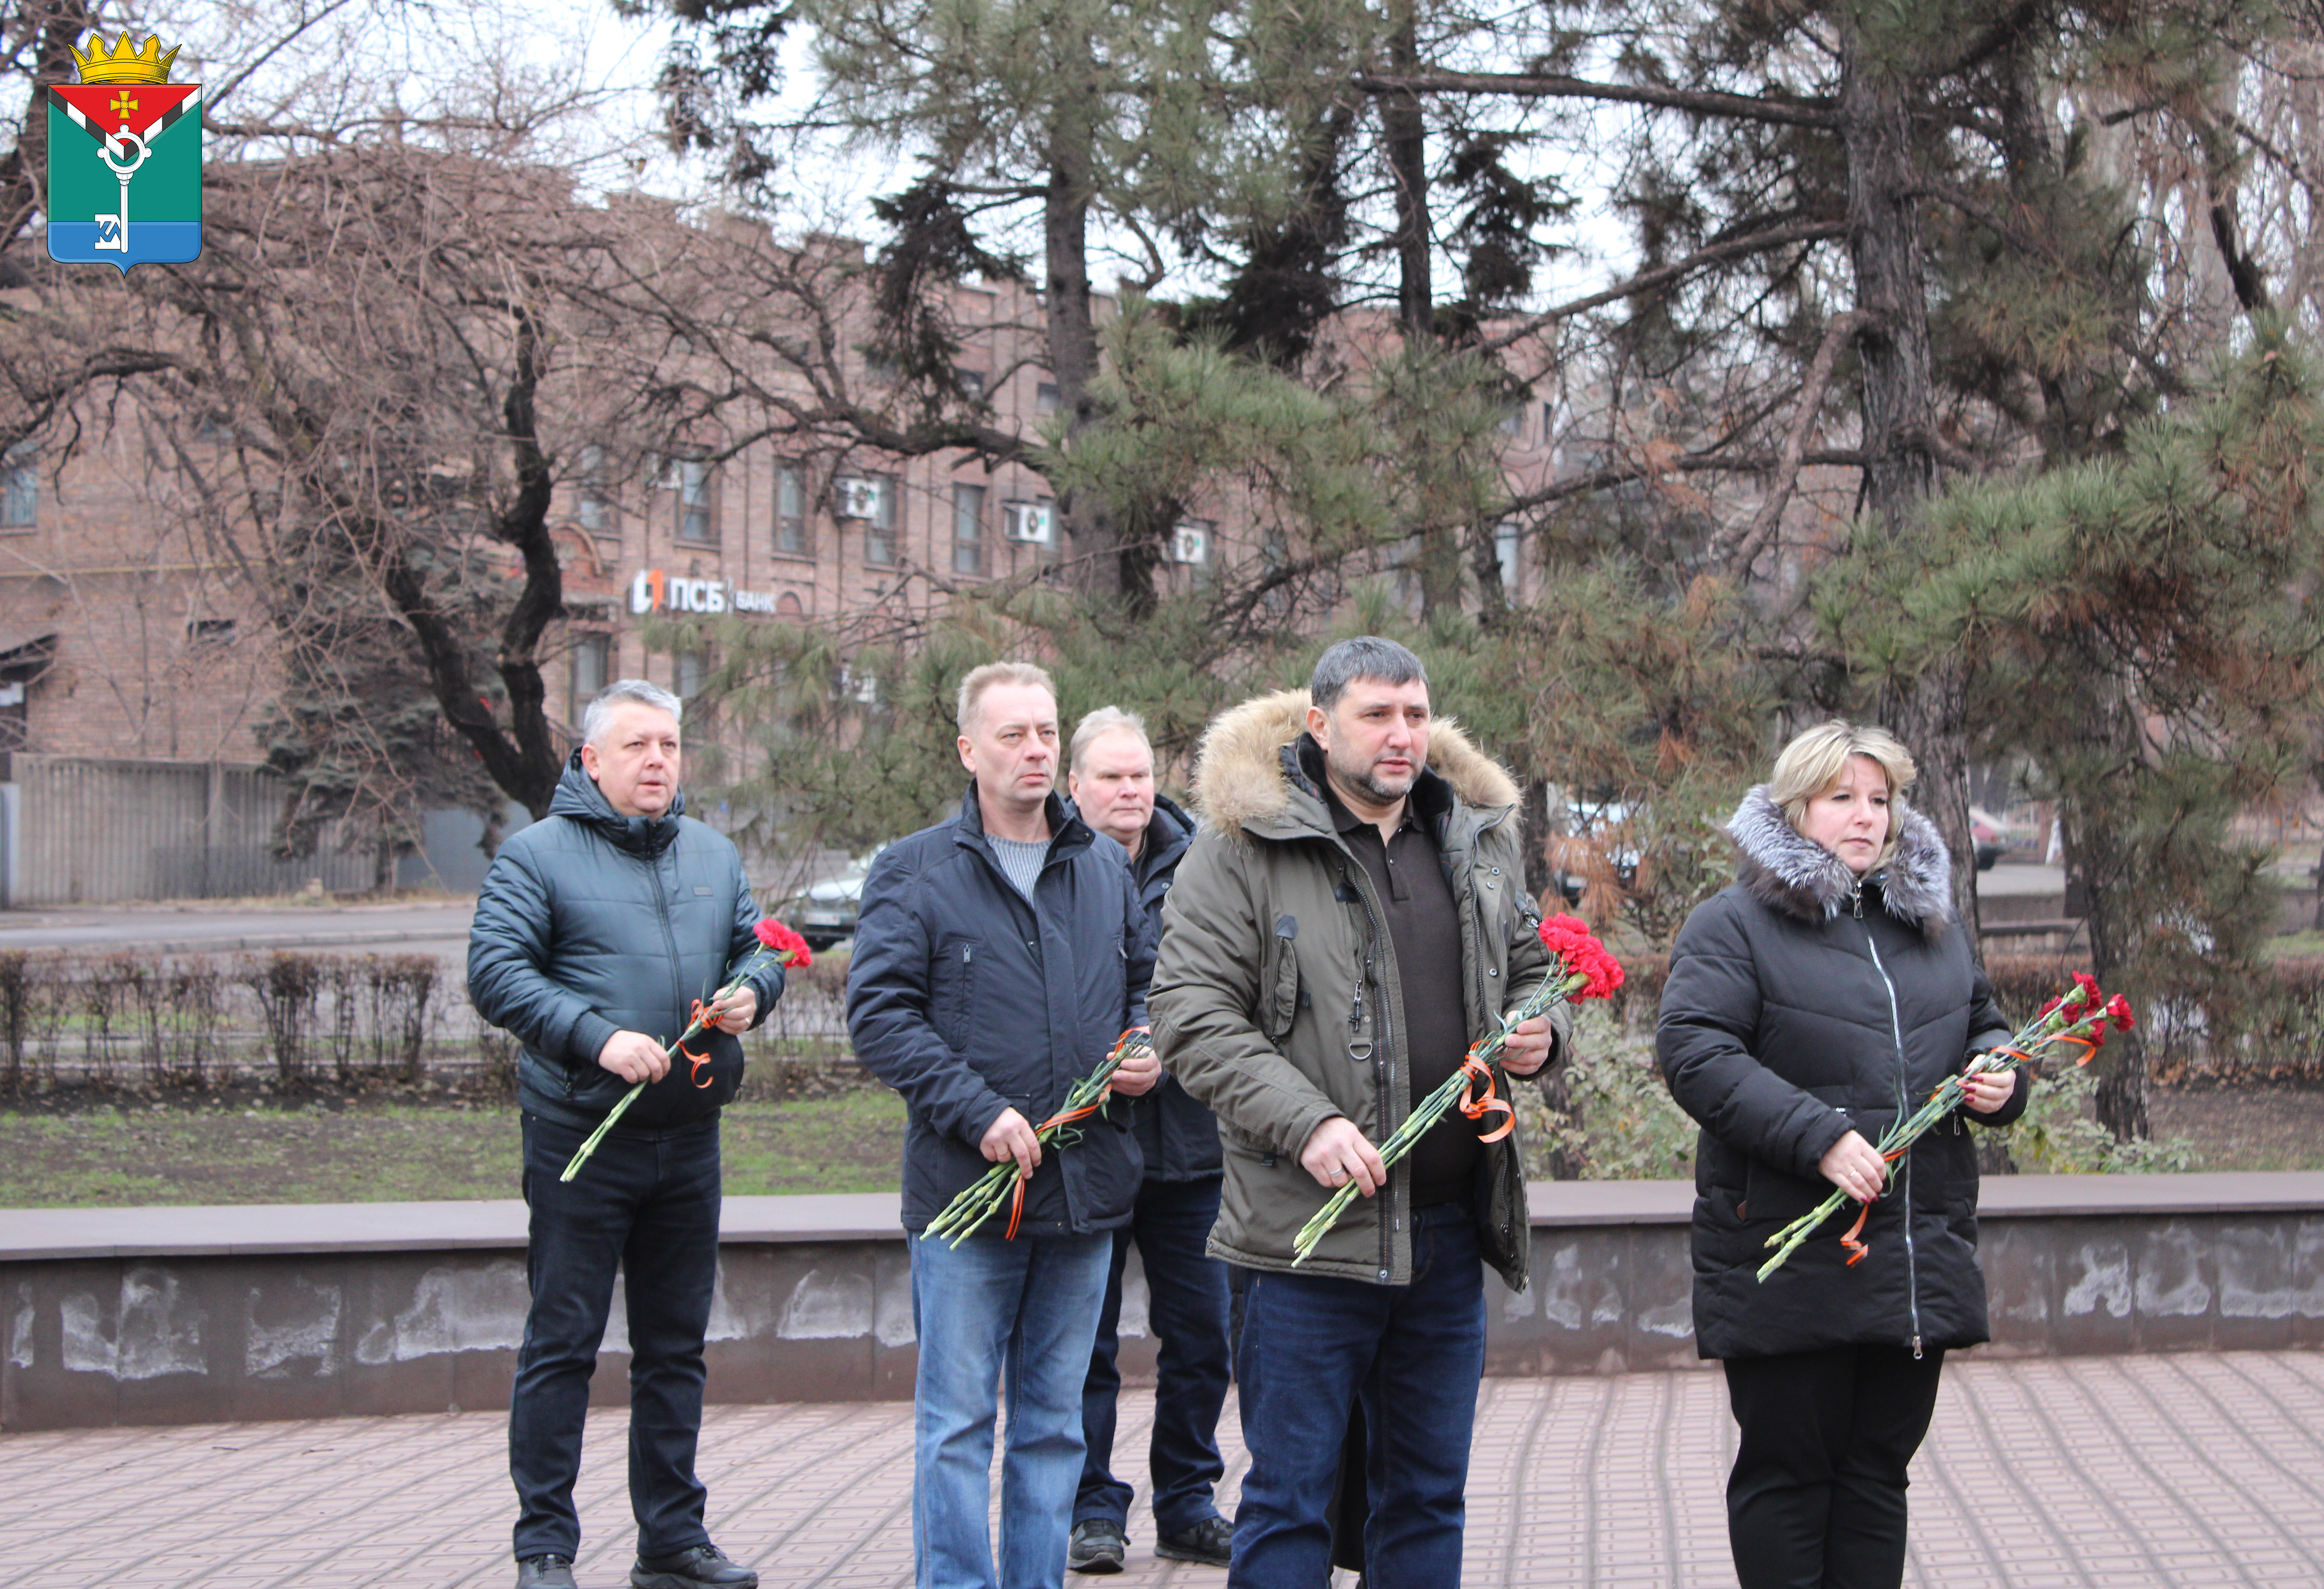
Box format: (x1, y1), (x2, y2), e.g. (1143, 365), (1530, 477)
(1969, 807), (2006, 872)
(775, 850), (884, 950)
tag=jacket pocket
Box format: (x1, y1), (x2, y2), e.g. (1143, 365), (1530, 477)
(932, 935), (980, 1051)
(1743, 1158), (1831, 1227)
(1262, 914), (1300, 1042)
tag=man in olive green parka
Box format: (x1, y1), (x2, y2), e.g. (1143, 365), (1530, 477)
(1149, 637), (1566, 1586)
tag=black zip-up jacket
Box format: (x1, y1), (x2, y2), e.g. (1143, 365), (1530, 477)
(1658, 788), (2024, 1361)
(847, 784), (1153, 1235)
(1065, 792), (1222, 1183)
(468, 753), (785, 1133)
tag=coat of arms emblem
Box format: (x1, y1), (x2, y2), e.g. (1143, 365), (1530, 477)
(45, 32), (201, 272)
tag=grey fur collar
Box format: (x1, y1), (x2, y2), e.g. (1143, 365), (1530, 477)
(1726, 786), (1953, 934)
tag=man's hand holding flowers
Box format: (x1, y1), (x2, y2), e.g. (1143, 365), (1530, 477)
(977, 1031), (1163, 1181)
(1497, 1013), (1556, 1076)
(599, 1030), (671, 1086)
(701, 984), (758, 1034)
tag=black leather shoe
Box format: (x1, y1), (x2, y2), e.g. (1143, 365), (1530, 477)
(1067, 1518), (1128, 1574)
(631, 1543), (760, 1589)
(515, 1557), (577, 1589)
(1154, 1514), (1234, 1566)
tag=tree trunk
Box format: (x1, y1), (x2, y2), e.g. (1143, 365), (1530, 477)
(2067, 689), (2152, 1142)
(1042, 105), (1136, 606)
(1843, 26), (1980, 936)
(1382, 5), (1432, 342)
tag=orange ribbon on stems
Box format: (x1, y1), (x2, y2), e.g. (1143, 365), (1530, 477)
(558, 921), (814, 1184)
(1754, 978), (2134, 1283)
(922, 1028), (1150, 1247)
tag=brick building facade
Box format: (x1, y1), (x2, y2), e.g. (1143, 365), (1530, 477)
(0, 268), (1555, 785)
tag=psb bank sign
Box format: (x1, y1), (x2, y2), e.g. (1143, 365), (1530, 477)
(630, 569), (783, 616)
(46, 32), (201, 273)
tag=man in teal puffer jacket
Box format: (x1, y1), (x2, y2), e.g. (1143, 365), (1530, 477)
(469, 680), (784, 1589)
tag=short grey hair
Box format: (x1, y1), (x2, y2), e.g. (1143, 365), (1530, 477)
(956, 660), (1057, 734)
(1309, 636), (1427, 714)
(582, 679), (683, 747)
(1070, 705), (1151, 775)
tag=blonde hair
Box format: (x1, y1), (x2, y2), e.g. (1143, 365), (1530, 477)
(1767, 720), (1918, 868)
(956, 661), (1057, 734)
(1069, 705), (1150, 775)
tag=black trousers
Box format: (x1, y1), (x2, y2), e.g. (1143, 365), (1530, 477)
(1721, 1344), (1946, 1589)
(510, 1110), (723, 1562)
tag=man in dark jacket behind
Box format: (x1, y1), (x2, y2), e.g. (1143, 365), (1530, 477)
(846, 662), (1160, 1589)
(1060, 707), (1232, 1575)
(469, 680), (784, 1589)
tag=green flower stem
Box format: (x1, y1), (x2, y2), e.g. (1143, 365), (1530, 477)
(1754, 1006), (2109, 1282)
(559, 947), (775, 1183)
(922, 1033), (1149, 1247)
(1291, 969), (1588, 1266)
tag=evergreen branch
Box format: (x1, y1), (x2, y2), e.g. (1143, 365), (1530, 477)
(1926, 0), (2044, 84)
(1482, 219), (1847, 350)
(1352, 71), (1838, 130)
(1720, 310), (1875, 582)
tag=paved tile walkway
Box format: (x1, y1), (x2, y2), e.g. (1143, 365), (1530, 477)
(4, 1352), (2322, 1587)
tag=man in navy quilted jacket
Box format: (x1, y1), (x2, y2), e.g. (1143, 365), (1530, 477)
(847, 661), (1161, 1589)
(469, 679), (784, 1589)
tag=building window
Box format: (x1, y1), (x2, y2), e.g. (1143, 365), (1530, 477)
(186, 618), (236, 648)
(774, 463), (809, 556)
(954, 368), (987, 400)
(675, 648), (707, 700)
(576, 445), (611, 535)
(857, 473), (899, 566)
(1035, 381), (1061, 415)
(667, 456), (714, 544)
(569, 632), (610, 723)
(0, 443), (34, 530)
(952, 483), (986, 576)
(1495, 520), (1522, 596)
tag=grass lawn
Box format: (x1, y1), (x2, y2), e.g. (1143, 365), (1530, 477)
(0, 1089), (908, 1208)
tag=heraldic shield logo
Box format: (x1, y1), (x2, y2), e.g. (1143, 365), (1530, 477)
(46, 32), (201, 272)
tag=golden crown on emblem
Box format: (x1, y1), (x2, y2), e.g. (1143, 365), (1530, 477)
(68, 32), (181, 86)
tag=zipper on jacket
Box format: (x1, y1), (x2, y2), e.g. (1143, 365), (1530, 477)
(1858, 909), (1923, 1358)
(1338, 854), (1399, 1283)
(654, 842), (685, 1074)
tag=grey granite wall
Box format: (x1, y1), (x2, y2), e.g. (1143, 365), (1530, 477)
(5, 1178), (2321, 1433)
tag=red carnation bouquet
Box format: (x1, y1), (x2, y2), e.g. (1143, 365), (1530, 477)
(1291, 913), (1624, 1264)
(560, 918), (813, 1182)
(1755, 972), (2134, 1280)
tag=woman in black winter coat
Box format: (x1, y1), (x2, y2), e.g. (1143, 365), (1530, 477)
(1658, 722), (2029, 1589)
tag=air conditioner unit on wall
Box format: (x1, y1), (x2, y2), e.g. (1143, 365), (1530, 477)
(835, 476), (885, 520)
(1169, 522), (1211, 566)
(1002, 501), (1054, 544)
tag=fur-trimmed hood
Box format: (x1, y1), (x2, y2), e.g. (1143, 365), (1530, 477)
(1190, 688), (1521, 835)
(1726, 785), (1953, 933)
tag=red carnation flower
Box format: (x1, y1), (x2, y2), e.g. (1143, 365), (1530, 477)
(2107, 993), (2134, 1032)
(755, 918), (814, 967)
(1536, 914), (1625, 1001)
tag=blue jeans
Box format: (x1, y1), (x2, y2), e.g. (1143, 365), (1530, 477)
(1075, 1174), (1232, 1534)
(1229, 1204), (1486, 1589)
(510, 1110), (723, 1562)
(912, 1230), (1113, 1589)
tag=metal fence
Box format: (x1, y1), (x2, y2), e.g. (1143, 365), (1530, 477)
(3, 756), (369, 906)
